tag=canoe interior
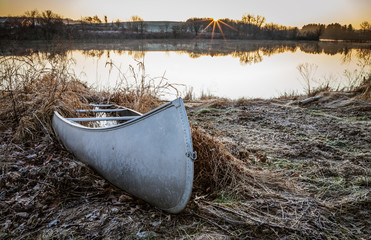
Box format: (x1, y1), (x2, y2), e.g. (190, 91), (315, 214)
(72, 104), (142, 128)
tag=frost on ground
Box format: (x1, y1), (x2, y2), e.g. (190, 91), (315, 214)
(1, 91), (370, 239)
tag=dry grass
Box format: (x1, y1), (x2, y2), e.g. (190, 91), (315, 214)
(1, 52), (369, 238)
(190, 126), (351, 238)
(104, 60), (180, 113)
(182, 86), (195, 101)
(0, 56), (178, 142)
(354, 75), (371, 101)
(192, 126), (296, 198)
(296, 59), (371, 99)
(0, 55), (93, 141)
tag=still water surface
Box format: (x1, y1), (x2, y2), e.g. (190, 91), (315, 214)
(6, 40), (371, 99)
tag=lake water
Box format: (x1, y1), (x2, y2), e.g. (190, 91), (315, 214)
(2, 40), (371, 99)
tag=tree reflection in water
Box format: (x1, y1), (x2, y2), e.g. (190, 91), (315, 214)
(1, 40), (369, 98)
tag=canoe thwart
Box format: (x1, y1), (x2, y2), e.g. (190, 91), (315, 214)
(89, 104), (117, 108)
(75, 109), (127, 113)
(67, 116), (137, 122)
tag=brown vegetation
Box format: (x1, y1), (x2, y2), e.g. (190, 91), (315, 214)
(354, 76), (371, 101)
(0, 55), (90, 141)
(0, 54), (370, 238)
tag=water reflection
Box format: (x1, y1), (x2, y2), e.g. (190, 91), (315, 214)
(1, 40), (370, 99)
(5, 40), (371, 64)
(65, 40), (371, 66)
(233, 51), (264, 65)
(3, 40), (370, 57)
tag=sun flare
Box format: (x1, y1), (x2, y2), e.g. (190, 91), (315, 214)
(194, 18), (238, 43)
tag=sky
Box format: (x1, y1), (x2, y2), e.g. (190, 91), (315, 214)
(0, 0), (370, 28)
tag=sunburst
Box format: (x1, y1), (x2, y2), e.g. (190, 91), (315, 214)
(193, 18), (238, 44)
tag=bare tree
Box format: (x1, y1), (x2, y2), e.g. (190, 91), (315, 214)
(92, 15), (102, 23)
(360, 21), (371, 33)
(129, 15), (144, 33)
(39, 10), (63, 39)
(255, 15), (266, 28)
(24, 9), (39, 27)
(300, 24), (325, 40)
(241, 13), (265, 27)
(83, 16), (93, 24)
(115, 19), (121, 28)
(186, 18), (205, 36)
(241, 13), (265, 37)
(130, 15), (144, 22)
(241, 14), (254, 24)
(347, 24), (353, 32)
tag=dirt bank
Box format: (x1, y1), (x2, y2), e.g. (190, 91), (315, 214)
(1, 91), (370, 239)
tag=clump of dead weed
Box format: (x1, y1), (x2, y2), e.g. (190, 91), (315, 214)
(192, 126), (296, 198)
(0, 55), (94, 142)
(104, 60), (180, 113)
(353, 75), (371, 101)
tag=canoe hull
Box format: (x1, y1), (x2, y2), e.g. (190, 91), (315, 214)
(52, 98), (194, 213)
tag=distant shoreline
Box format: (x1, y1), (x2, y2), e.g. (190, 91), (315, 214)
(1, 39), (370, 56)
(1, 15), (370, 42)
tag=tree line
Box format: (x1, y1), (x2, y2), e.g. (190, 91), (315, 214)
(0, 10), (64, 40)
(0, 10), (370, 41)
(184, 15), (371, 41)
(300, 22), (371, 41)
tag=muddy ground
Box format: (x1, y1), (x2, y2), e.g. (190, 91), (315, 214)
(1, 91), (370, 239)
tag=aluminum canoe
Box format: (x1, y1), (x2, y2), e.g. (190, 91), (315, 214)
(52, 98), (195, 213)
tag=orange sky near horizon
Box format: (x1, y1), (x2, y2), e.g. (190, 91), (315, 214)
(0, 0), (370, 28)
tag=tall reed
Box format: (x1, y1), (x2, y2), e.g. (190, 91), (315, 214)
(105, 58), (180, 113)
(0, 53), (91, 141)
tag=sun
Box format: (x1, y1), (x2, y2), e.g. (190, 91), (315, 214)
(193, 18), (238, 43)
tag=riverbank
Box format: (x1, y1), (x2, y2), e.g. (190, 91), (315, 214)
(1, 76), (370, 238)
